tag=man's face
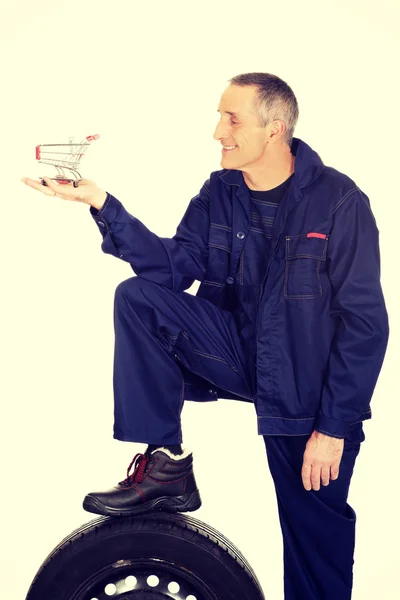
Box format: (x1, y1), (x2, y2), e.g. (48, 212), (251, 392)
(214, 84), (270, 172)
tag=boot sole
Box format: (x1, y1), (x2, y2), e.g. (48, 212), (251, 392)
(82, 490), (202, 517)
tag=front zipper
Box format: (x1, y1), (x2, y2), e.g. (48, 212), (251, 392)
(255, 232), (283, 339)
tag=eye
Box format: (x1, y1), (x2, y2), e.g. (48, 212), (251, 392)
(231, 120), (238, 125)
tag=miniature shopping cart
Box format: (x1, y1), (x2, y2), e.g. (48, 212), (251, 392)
(36, 134), (100, 187)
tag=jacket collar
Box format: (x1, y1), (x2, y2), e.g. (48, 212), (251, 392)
(217, 137), (326, 249)
(218, 137), (325, 190)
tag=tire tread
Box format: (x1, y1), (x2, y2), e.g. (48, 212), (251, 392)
(26, 512), (264, 599)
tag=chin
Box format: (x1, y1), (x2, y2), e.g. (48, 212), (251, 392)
(222, 159), (241, 171)
(221, 156), (237, 164)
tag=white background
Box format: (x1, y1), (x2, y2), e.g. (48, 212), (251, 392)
(1, 0), (399, 598)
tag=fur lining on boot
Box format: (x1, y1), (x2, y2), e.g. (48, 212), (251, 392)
(150, 446), (192, 459)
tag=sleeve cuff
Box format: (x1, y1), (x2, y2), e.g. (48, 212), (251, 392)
(314, 413), (346, 438)
(89, 192), (122, 225)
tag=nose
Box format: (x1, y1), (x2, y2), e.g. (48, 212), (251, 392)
(213, 119), (230, 142)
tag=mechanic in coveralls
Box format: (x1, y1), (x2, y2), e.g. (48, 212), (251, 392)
(22, 72), (389, 600)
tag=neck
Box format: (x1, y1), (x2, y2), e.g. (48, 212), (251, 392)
(243, 151), (295, 191)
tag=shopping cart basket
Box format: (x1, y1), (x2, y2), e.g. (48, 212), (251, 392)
(36, 134), (100, 187)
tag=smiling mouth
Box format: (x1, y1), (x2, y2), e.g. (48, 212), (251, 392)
(222, 145), (238, 153)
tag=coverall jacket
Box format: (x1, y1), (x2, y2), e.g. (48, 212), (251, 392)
(89, 137), (389, 440)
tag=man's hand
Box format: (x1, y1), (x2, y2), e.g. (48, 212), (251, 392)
(21, 176), (107, 210)
(301, 430), (344, 491)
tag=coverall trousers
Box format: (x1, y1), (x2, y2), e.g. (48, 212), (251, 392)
(113, 275), (364, 600)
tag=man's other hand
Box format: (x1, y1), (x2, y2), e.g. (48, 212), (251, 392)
(301, 430), (344, 491)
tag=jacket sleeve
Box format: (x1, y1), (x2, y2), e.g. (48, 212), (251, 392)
(89, 179), (211, 293)
(314, 188), (389, 439)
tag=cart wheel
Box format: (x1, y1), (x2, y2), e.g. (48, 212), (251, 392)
(54, 178), (74, 185)
(25, 512), (265, 600)
(40, 178), (73, 186)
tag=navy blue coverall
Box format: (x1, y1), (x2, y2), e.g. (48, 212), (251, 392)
(89, 137), (389, 599)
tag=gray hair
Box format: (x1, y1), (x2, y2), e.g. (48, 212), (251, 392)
(228, 72), (299, 146)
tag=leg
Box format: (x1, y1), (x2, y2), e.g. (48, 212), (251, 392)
(83, 275), (254, 517)
(263, 428), (364, 600)
(113, 276), (254, 445)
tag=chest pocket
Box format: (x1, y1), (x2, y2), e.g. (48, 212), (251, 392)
(284, 233), (328, 299)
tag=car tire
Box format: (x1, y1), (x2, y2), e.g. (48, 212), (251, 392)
(25, 511), (265, 599)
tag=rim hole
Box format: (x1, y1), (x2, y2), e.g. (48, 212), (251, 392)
(147, 575), (160, 587)
(104, 583), (117, 595)
(186, 596), (197, 600)
(125, 575), (137, 590)
(168, 581), (180, 594)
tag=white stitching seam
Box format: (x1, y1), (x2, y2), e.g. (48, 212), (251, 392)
(332, 187), (358, 213)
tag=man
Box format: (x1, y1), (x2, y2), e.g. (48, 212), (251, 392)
(22, 72), (389, 600)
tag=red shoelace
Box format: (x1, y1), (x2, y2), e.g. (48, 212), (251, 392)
(119, 452), (151, 487)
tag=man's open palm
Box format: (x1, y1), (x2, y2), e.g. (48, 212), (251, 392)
(21, 176), (106, 208)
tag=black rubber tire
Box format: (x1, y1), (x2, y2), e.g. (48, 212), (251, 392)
(25, 512), (265, 600)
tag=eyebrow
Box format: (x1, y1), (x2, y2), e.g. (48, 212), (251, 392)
(217, 110), (240, 117)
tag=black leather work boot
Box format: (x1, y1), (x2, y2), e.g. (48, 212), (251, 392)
(82, 447), (202, 517)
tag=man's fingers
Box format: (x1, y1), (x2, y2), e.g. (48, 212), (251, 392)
(301, 462), (340, 491)
(21, 177), (58, 196)
(301, 461), (312, 491)
(310, 464), (322, 491)
(330, 464), (340, 480)
(321, 465), (330, 486)
(22, 176), (78, 199)
(302, 460), (335, 491)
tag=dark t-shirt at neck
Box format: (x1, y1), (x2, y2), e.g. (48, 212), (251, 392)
(245, 172), (294, 203)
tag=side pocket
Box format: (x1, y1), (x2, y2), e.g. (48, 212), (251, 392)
(193, 349), (240, 373)
(205, 223), (232, 285)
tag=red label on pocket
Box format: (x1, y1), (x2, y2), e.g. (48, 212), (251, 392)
(307, 232), (327, 239)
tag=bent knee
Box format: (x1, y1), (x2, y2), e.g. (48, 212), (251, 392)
(114, 276), (162, 301)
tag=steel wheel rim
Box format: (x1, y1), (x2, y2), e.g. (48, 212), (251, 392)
(70, 558), (219, 600)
